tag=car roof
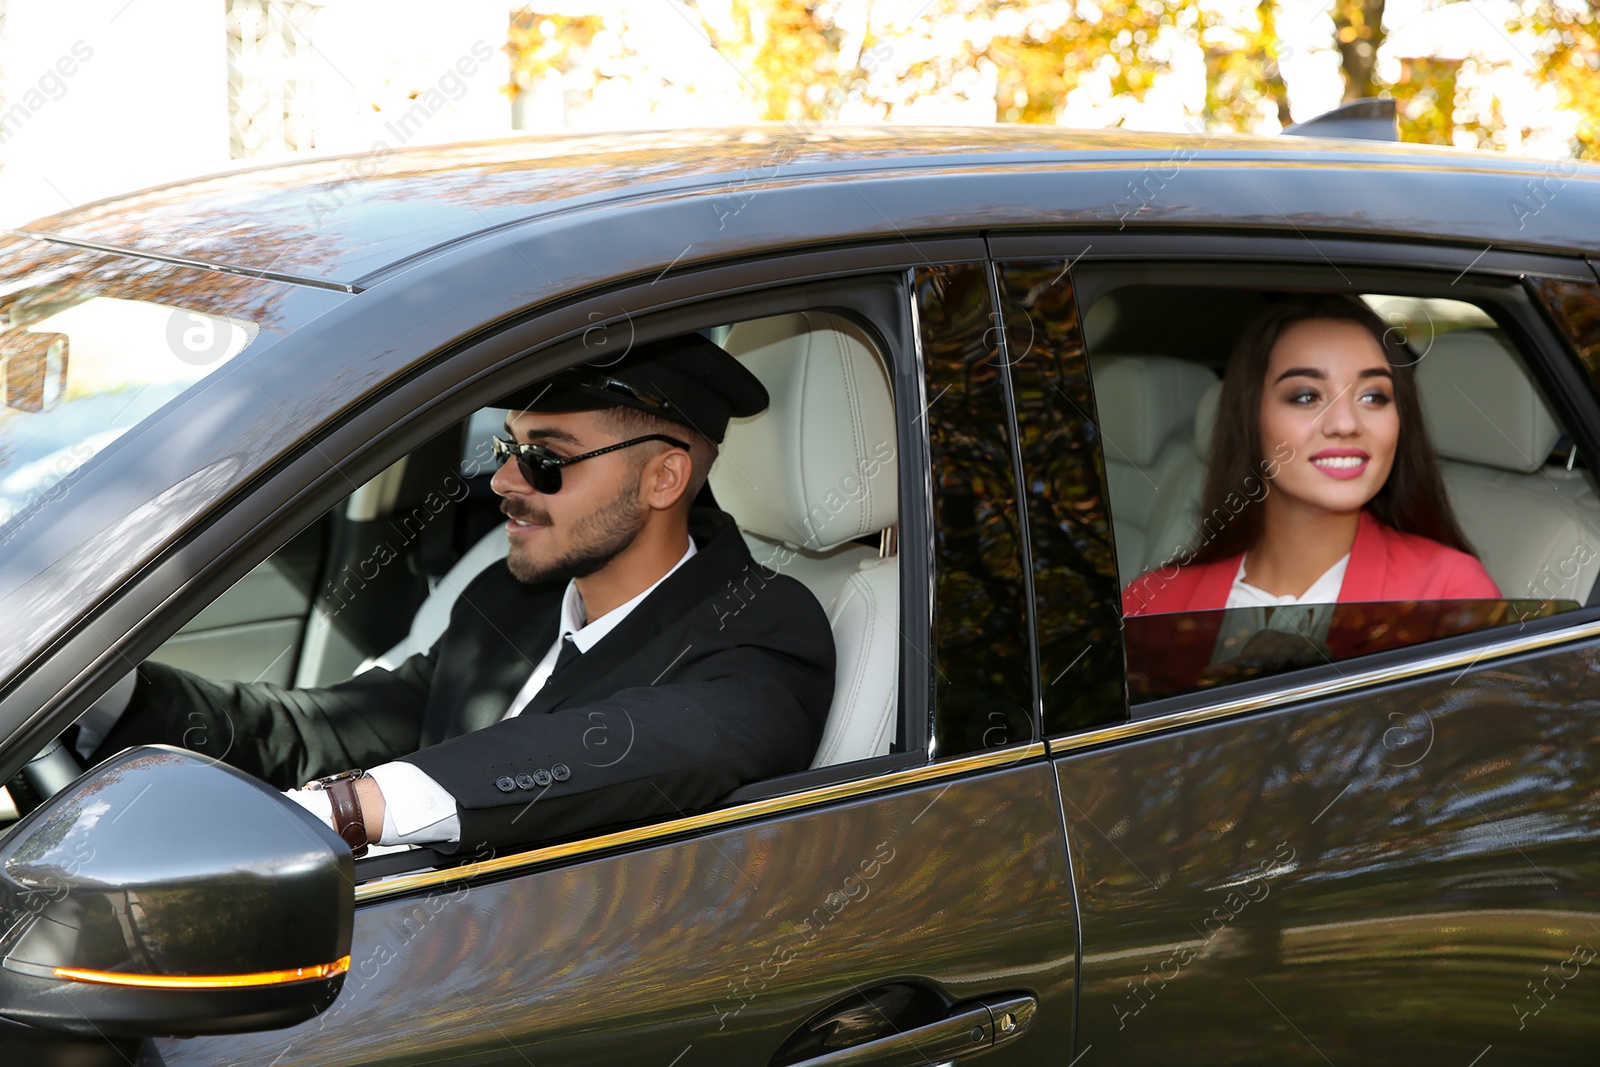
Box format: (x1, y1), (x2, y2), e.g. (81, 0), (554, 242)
(10, 125), (1600, 289)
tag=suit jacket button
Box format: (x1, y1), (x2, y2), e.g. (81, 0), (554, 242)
(552, 764), (571, 781)
(515, 773), (536, 790)
(532, 769), (553, 787)
(495, 776), (517, 793)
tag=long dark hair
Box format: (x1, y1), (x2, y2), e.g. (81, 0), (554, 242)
(1190, 294), (1475, 564)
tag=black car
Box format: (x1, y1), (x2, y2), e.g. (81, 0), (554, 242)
(0, 117), (1598, 1065)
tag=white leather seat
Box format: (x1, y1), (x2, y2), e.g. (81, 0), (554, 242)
(1417, 329), (1600, 601)
(713, 311), (900, 767)
(1146, 378), (1222, 571)
(371, 312), (902, 767)
(362, 521), (509, 672)
(1092, 355), (1217, 579)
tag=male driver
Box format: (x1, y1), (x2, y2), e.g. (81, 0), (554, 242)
(87, 334), (836, 855)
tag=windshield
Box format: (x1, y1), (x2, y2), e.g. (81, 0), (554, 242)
(0, 236), (350, 695)
(0, 295), (256, 532)
(0, 237), (299, 543)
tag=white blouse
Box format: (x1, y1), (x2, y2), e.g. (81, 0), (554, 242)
(1225, 553), (1350, 608)
(1211, 553), (1351, 666)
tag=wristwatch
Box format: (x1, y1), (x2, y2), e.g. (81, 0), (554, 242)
(304, 768), (370, 858)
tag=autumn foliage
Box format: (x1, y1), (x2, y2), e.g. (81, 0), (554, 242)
(507, 0), (1599, 159)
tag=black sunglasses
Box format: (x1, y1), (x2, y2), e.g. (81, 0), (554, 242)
(490, 433), (690, 494)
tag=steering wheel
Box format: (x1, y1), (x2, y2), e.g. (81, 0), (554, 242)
(19, 735), (85, 806)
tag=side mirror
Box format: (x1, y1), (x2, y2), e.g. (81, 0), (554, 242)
(0, 746), (353, 1038)
(0, 331), (69, 412)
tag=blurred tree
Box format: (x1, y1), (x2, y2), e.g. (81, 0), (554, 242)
(1387, 56), (1461, 145)
(683, 0), (1199, 124)
(1201, 0), (1293, 130)
(1328, 0), (1589, 156)
(1332, 0), (1387, 102)
(501, 0), (1598, 160)
(1514, 0), (1600, 158)
(730, 0), (848, 122)
(672, 0), (920, 123)
(948, 0), (1195, 124)
(504, 7), (605, 98)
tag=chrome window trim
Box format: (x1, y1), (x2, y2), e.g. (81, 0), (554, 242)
(353, 742), (1048, 903)
(1047, 614), (1600, 755)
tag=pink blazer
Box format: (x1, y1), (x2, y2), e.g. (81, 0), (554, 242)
(1123, 510), (1500, 616)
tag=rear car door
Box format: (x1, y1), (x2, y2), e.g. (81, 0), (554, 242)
(996, 235), (1600, 1065)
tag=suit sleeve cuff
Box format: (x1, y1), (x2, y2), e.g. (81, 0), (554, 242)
(367, 761), (461, 845)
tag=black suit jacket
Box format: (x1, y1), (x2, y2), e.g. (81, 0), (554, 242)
(100, 509), (836, 852)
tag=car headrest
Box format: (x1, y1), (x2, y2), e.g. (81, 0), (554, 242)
(1193, 379), (1223, 461)
(1417, 329), (1560, 474)
(709, 311), (898, 552)
(1093, 356), (1217, 466)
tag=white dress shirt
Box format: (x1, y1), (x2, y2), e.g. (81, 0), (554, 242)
(287, 537), (697, 847)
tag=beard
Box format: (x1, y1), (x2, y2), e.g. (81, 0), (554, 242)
(505, 478), (647, 586)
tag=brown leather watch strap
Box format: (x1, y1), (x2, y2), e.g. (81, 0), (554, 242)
(325, 776), (369, 858)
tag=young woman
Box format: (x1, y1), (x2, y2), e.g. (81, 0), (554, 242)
(1122, 295), (1500, 617)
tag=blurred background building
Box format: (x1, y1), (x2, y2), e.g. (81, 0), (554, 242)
(0, 0), (1593, 226)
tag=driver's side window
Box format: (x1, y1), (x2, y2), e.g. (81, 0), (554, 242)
(5, 302), (908, 862)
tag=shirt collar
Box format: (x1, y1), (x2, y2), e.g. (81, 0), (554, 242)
(558, 536), (698, 653)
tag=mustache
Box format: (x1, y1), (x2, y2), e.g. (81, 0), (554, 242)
(502, 503), (552, 525)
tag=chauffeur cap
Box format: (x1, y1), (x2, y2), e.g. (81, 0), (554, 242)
(496, 333), (768, 443)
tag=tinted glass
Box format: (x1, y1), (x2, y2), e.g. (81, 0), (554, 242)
(994, 260), (1126, 736)
(1528, 276), (1600, 387)
(914, 263), (1034, 756)
(1127, 598), (1574, 703)
(0, 238), (345, 695)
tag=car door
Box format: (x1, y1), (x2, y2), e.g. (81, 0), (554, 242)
(0, 248), (1082, 1064)
(141, 257), (1079, 1066)
(995, 235), (1600, 1065)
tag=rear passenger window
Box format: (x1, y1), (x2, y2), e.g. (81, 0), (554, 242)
(1017, 263), (1598, 709)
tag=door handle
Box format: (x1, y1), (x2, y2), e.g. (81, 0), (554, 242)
(792, 993), (1036, 1067)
